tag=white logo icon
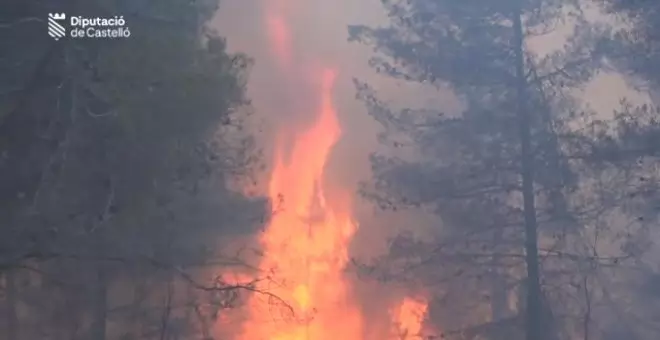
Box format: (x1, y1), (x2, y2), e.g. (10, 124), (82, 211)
(48, 13), (66, 40)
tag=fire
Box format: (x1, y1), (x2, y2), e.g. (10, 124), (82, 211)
(266, 14), (291, 65)
(391, 297), (429, 339)
(239, 68), (363, 339)
(225, 1), (430, 339)
(264, 0), (292, 66)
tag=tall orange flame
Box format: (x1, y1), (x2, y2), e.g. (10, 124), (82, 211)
(230, 1), (430, 339)
(239, 67), (363, 340)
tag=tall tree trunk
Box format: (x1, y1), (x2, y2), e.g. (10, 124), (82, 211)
(512, 5), (542, 340)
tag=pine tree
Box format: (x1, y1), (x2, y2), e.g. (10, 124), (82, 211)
(350, 0), (606, 338)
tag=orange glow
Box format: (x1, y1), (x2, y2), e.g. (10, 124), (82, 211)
(391, 297), (428, 339)
(266, 14), (291, 65)
(263, 0), (294, 67)
(230, 0), (430, 339)
(239, 67), (364, 340)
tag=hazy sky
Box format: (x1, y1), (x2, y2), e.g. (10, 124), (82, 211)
(212, 0), (457, 185)
(212, 0), (649, 166)
(211, 0), (448, 252)
(211, 0), (651, 252)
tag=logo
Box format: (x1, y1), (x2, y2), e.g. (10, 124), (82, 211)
(48, 13), (66, 40)
(69, 15), (130, 39)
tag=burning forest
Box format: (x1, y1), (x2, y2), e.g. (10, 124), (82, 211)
(214, 0), (429, 338)
(4, 0), (660, 339)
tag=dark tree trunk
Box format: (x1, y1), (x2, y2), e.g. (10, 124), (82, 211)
(512, 5), (542, 340)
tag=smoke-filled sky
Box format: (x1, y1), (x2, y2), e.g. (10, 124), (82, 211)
(211, 0), (455, 253)
(212, 0), (649, 170)
(211, 0), (652, 255)
(212, 0), (387, 185)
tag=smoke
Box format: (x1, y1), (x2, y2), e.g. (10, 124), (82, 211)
(209, 1), (438, 338)
(210, 0), (447, 283)
(211, 0), (379, 241)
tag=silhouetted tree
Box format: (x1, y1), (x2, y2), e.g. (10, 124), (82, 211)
(0, 1), (265, 339)
(348, 1), (622, 339)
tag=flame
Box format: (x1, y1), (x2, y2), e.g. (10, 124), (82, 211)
(266, 13), (291, 65)
(239, 68), (363, 340)
(391, 297), (428, 339)
(228, 1), (430, 339)
(264, 0), (293, 67)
